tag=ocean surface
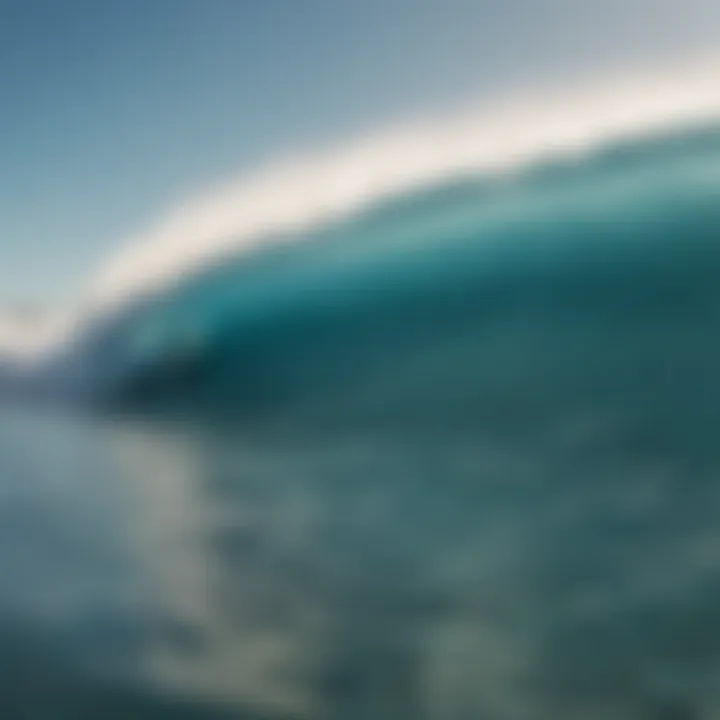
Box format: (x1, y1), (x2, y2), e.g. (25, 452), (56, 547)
(3, 123), (720, 719)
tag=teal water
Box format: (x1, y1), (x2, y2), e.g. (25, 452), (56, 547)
(3, 124), (720, 718)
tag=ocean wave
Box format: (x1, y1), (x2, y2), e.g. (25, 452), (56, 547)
(81, 123), (720, 411)
(5, 58), (720, 391)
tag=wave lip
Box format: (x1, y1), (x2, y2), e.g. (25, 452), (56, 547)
(92, 55), (720, 312)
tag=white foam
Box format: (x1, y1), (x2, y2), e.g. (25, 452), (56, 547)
(91, 55), (720, 312)
(0, 309), (82, 365)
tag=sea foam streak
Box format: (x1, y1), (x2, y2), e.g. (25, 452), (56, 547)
(4, 55), (720, 363)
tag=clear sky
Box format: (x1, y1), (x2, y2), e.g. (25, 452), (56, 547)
(2, 0), (720, 306)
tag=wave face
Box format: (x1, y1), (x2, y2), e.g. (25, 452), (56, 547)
(68, 122), (720, 420)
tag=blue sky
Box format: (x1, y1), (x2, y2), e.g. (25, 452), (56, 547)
(2, 0), (720, 306)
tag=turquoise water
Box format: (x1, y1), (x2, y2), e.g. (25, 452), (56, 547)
(3, 124), (720, 718)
